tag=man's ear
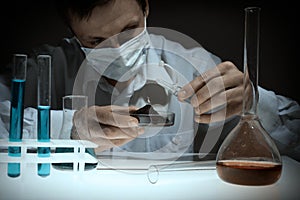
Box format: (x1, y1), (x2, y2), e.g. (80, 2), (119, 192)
(144, 0), (149, 17)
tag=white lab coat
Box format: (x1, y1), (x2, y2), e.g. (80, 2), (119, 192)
(0, 33), (299, 160)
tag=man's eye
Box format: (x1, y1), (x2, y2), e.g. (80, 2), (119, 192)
(89, 37), (107, 47)
(118, 27), (141, 44)
(90, 40), (101, 46)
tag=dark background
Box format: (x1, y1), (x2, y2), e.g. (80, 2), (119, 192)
(1, 0), (299, 103)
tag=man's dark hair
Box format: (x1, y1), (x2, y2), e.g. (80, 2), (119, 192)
(55, 0), (147, 25)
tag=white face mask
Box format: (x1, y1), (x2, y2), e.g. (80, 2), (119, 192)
(81, 18), (150, 82)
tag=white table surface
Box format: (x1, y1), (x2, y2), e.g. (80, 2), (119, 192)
(1, 155), (299, 200)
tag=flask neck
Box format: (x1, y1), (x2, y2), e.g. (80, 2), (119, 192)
(242, 7), (260, 116)
(242, 65), (259, 116)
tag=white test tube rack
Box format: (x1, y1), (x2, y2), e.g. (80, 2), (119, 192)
(0, 139), (98, 172)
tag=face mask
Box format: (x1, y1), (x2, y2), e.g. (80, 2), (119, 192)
(81, 18), (150, 82)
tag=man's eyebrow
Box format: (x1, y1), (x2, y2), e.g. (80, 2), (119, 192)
(121, 20), (140, 32)
(85, 18), (140, 41)
(87, 36), (106, 41)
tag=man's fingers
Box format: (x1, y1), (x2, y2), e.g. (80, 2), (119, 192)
(88, 122), (144, 139)
(89, 126), (144, 153)
(178, 61), (240, 104)
(94, 137), (136, 153)
(87, 105), (139, 128)
(194, 91), (243, 124)
(194, 91), (227, 115)
(178, 62), (226, 101)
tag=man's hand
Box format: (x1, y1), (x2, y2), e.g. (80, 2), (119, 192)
(178, 61), (252, 123)
(72, 105), (144, 153)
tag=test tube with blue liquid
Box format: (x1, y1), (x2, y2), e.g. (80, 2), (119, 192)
(37, 55), (51, 177)
(8, 54), (27, 177)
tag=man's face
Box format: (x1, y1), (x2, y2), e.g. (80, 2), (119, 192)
(70, 0), (147, 48)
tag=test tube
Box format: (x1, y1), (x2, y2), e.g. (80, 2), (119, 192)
(147, 160), (216, 184)
(8, 54), (27, 177)
(9, 54), (27, 141)
(37, 55), (51, 177)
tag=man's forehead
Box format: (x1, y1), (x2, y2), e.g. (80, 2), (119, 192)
(76, 14), (141, 41)
(69, 0), (140, 21)
(71, 0), (142, 37)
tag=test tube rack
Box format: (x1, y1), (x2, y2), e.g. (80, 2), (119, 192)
(0, 139), (98, 172)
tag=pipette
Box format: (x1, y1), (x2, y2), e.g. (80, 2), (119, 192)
(147, 160), (216, 184)
(157, 78), (227, 115)
(156, 78), (191, 104)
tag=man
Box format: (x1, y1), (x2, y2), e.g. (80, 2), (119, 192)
(0, 0), (299, 160)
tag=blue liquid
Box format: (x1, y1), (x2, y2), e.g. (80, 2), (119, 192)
(38, 105), (50, 148)
(37, 105), (50, 176)
(8, 79), (25, 178)
(38, 163), (50, 177)
(7, 163), (21, 178)
(9, 79), (25, 145)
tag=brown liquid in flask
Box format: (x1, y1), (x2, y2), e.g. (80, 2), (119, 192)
(216, 7), (282, 186)
(217, 160), (282, 186)
(216, 116), (282, 186)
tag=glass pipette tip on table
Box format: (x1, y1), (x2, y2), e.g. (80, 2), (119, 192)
(147, 160), (216, 184)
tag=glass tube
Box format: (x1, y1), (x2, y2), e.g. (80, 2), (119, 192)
(37, 55), (51, 177)
(8, 54), (27, 178)
(147, 160), (216, 184)
(53, 95), (98, 171)
(243, 7), (260, 115)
